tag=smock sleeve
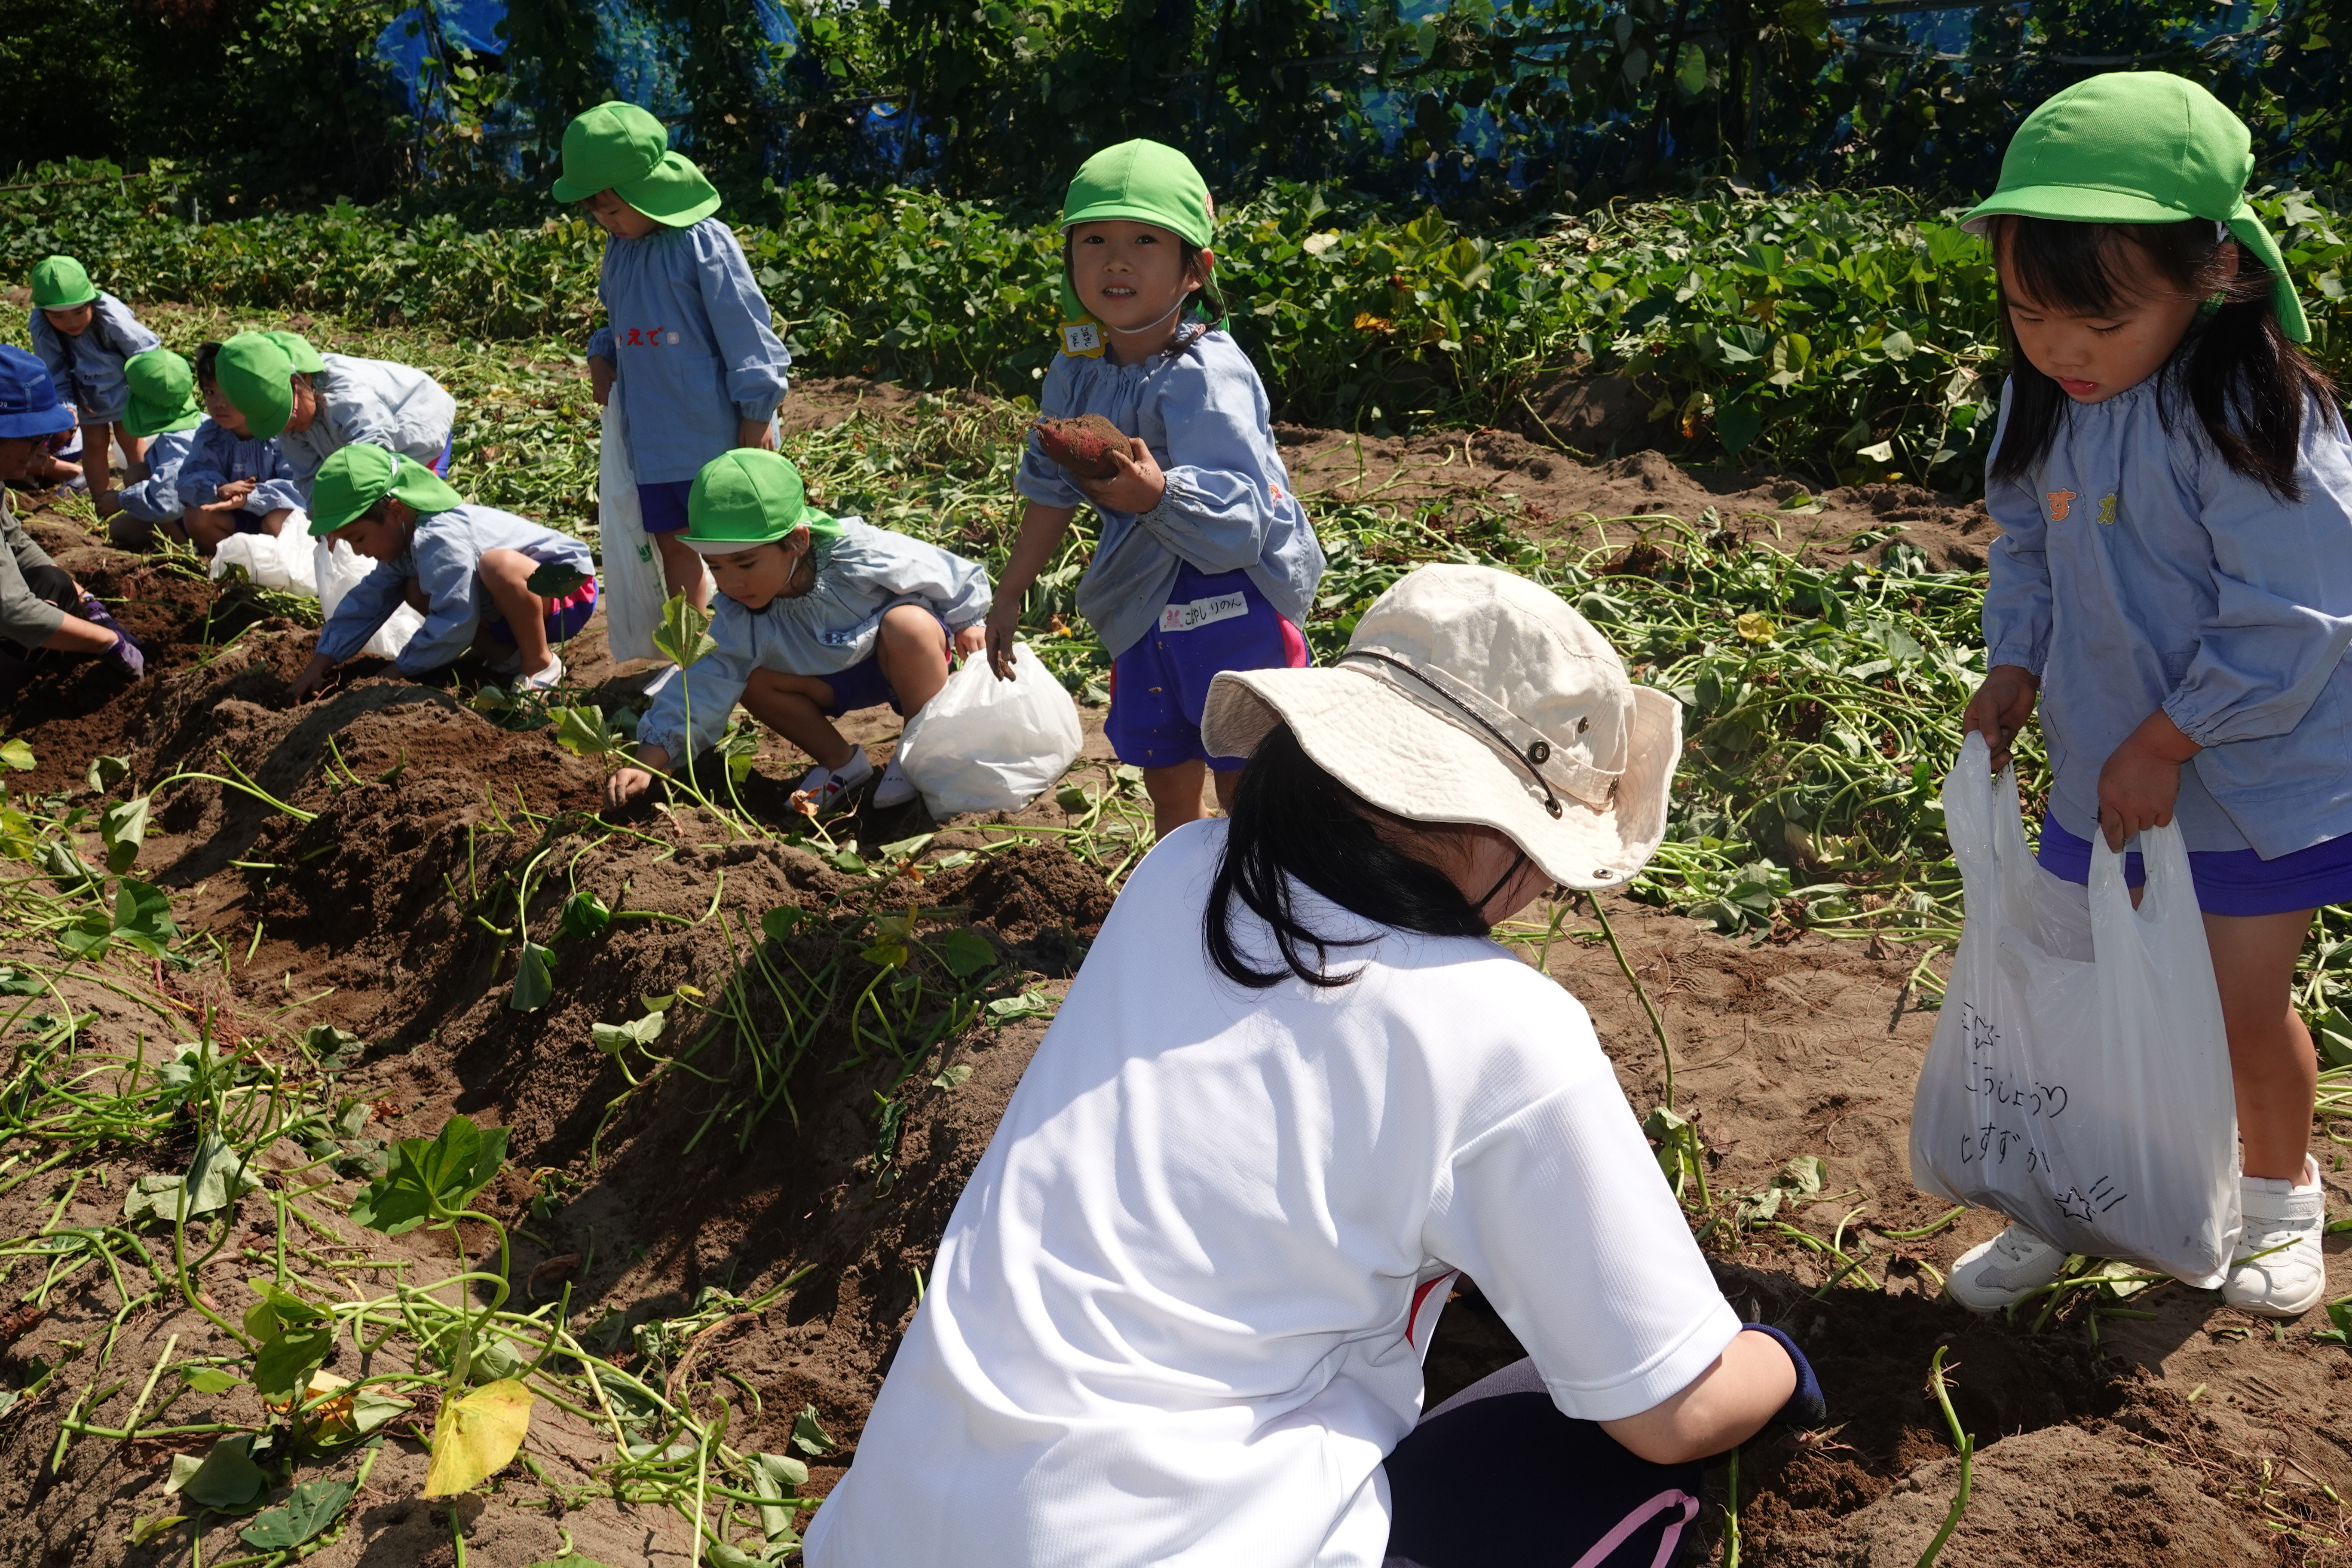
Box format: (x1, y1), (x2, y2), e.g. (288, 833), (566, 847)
(2159, 402), (2352, 747)
(28, 314), (71, 402)
(1981, 386), (2054, 677)
(1014, 356), (1088, 510)
(248, 442), (307, 517)
(845, 525), (993, 630)
(392, 531), (489, 677)
(588, 326), (616, 362)
(638, 611), (756, 763)
(115, 430), (192, 523)
(99, 297), (161, 360)
(693, 224), (793, 423)
(1135, 352), (1287, 575)
(174, 426), (232, 510)
(316, 561), (413, 664)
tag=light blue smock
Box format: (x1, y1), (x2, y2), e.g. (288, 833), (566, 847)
(640, 520), (992, 762)
(317, 502), (594, 676)
(585, 217), (793, 486)
(274, 354), (458, 506)
(1016, 328), (1324, 659)
(115, 426), (199, 524)
(1982, 374), (2352, 858)
(176, 420), (305, 518)
(29, 293), (159, 424)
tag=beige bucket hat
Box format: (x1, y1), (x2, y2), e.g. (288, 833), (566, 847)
(1201, 564), (1681, 891)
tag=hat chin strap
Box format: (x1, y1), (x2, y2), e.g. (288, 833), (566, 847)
(1340, 650), (1623, 818)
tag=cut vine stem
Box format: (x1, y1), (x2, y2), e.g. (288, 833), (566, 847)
(1915, 1344), (1974, 1568)
(1586, 894), (1676, 1109)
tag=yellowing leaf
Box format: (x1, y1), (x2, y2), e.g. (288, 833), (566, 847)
(422, 1378), (535, 1497)
(1736, 612), (1777, 644)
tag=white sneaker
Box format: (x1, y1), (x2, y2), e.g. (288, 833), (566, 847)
(873, 757), (917, 808)
(794, 750), (873, 813)
(1946, 1223), (2069, 1312)
(2222, 1159), (2328, 1319)
(514, 653), (566, 692)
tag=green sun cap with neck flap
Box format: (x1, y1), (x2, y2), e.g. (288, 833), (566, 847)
(216, 332), (301, 439)
(1060, 139), (1213, 247)
(31, 255), (98, 310)
(263, 330), (327, 374)
(681, 448), (841, 556)
(122, 349), (204, 438)
(306, 443), (463, 536)
(1960, 70), (2309, 342)
(549, 101), (723, 228)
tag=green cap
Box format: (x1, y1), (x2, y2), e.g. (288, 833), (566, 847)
(122, 349), (204, 438)
(1060, 140), (1213, 247)
(549, 101), (722, 228)
(1961, 71), (2308, 343)
(307, 443), (463, 536)
(31, 255), (98, 311)
(216, 331), (299, 439)
(263, 330), (327, 374)
(681, 449), (840, 555)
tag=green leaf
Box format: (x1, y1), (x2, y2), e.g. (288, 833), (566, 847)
(129, 1513), (187, 1547)
(558, 888), (612, 939)
(986, 988), (1057, 1023)
(110, 878), (180, 957)
(248, 1284), (335, 1402)
(1715, 402), (1762, 455)
(238, 1477), (353, 1550)
(790, 1403), (839, 1457)
(306, 1024), (368, 1072)
(0, 967), (44, 996)
(1778, 1154), (1827, 1196)
(750, 1451), (809, 1542)
(934, 928), (997, 979)
(168, 1435), (268, 1511)
(591, 1012), (665, 1054)
(86, 754), (129, 793)
(181, 1366), (243, 1393)
(349, 1114), (510, 1236)
(554, 705), (622, 759)
(509, 941), (554, 1011)
(1879, 329), (1915, 361)
(526, 560), (591, 600)
(932, 1063), (973, 1090)
(1675, 42), (1707, 96)
(123, 1134), (260, 1223)
(654, 594), (718, 669)
(0, 737), (34, 772)
(100, 795), (150, 874)
(760, 905), (804, 942)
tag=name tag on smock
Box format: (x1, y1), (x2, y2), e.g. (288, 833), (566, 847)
(1160, 592), (1249, 634)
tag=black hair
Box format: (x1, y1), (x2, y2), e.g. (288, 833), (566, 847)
(1058, 232), (1228, 354)
(1205, 722), (1491, 989)
(1989, 215), (2337, 499)
(193, 341), (223, 390)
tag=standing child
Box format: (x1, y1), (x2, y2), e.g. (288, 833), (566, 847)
(28, 255), (160, 509)
(286, 444), (595, 699)
(603, 449), (990, 814)
(174, 340), (303, 555)
(214, 329), (456, 512)
(983, 139), (1324, 843)
(553, 101), (793, 618)
(1956, 72), (2352, 1319)
(107, 349), (207, 550)
(0, 346), (144, 684)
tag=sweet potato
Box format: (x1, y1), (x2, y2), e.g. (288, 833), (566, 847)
(1030, 414), (1129, 481)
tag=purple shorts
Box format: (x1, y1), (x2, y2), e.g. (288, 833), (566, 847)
(816, 612), (950, 718)
(639, 480), (694, 536)
(429, 432), (452, 477)
(488, 577), (600, 646)
(2038, 811), (2352, 918)
(1106, 564), (1308, 770)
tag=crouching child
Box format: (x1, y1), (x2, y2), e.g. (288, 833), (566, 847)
(106, 349), (207, 550)
(604, 449), (989, 814)
(0, 346), (144, 685)
(287, 444), (597, 701)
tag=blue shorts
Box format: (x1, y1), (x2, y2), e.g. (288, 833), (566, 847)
(1106, 564), (1308, 770)
(2038, 811), (2352, 918)
(815, 613), (950, 718)
(639, 480), (694, 536)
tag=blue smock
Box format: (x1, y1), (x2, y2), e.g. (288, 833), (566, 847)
(1983, 374), (2352, 858)
(176, 420), (306, 518)
(115, 427), (199, 524)
(1016, 329), (1323, 659)
(275, 355), (458, 506)
(29, 293), (160, 424)
(317, 503), (594, 677)
(640, 520), (991, 762)
(585, 218), (793, 486)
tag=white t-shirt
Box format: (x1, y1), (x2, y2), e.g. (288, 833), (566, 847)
(804, 821), (1741, 1568)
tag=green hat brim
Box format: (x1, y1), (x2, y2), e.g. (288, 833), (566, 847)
(615, 154), (722, 228)
(30, 257), (98, 310)
(123, 398), (203, 438)
(217, 334), (296, 441)
(33, 285), (99, 310)
(306, 448), (463, 536)
(1059, 203), (1211, 250)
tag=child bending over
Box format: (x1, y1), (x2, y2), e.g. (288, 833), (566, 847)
(28, 255), (160, 510)
(288, 444), (596, 700)
(215, 330), (456, 512)
(604, 449), (989, 814)
(173, 340), (303, 555)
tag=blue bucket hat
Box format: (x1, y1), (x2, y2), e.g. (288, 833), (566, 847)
(0, 346), (73, 440)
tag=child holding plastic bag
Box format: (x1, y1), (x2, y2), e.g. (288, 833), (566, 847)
(1954, 73), (2352, 1319)
(553, 101), (793, 619)
(603, 449), (990, 814)
(287, 444), (595, 699)
(983, 140), (1323, 843)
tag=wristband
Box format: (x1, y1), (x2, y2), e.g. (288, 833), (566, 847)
(1741, 1322), (1826, 1430)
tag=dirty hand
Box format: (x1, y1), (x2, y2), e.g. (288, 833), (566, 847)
(1962, 665), (2040, 771)
(589, 355), (615, 409)
(1077, 438), (1167, 515)
(2095, 712), (2199, 852)
(737, 416), (777, 452)
(287, 652), (334, 704)
(604, 765), (657, 810)
(952, 623), (988, 661)
(984, 601), (1026, 682)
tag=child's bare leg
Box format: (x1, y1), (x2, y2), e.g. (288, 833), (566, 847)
(184, 508), (240, 556)
(740, 668), (857, 769)
(1144, 761), (1211, 842)
(85, 422), (117, 496)
(652, 531), (710, 613)
(871, 604), (952, 714)
(2204, 908), (2320, 1179)
(477, 548), (554, 676)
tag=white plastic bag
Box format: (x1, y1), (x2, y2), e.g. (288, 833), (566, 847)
(314, 536), (423, 663)
(1909, 734), (2240, 1285)
(207, 521), (319, 596)
(596, 394), (671, 664)
(894, 642), (1084, 817)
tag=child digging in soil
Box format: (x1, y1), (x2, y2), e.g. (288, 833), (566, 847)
(286, 443), (596, 699)
(173, 340), (303, 555)
(985, 139), (1324, 843)
(0, 346), (144, 686)
(603, 448), (991, 814)
(104, 349), (206, 551)
(554, 101), (793, 619)
(28, 255), (160, 511)
(1956, 72), (2352, 1319)
(214, 329), (456, 514)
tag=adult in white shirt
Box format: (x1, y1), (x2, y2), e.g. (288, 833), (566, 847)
(805, 565), (1822, 1568)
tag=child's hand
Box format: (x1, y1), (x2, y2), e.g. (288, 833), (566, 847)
(2096, 711), (2201, 851)
(217, 478), (255, 503)
(286, 652), (334, 704)
(1076, 437), (1167, 515)
(1963, 665), (2040, 770)
(952, 624), (988, 661)
(983, 603), (1023, 681)
(605, 766), (657, 810)
(737, 417), (776, 452)
(589, 355), (615, 408)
